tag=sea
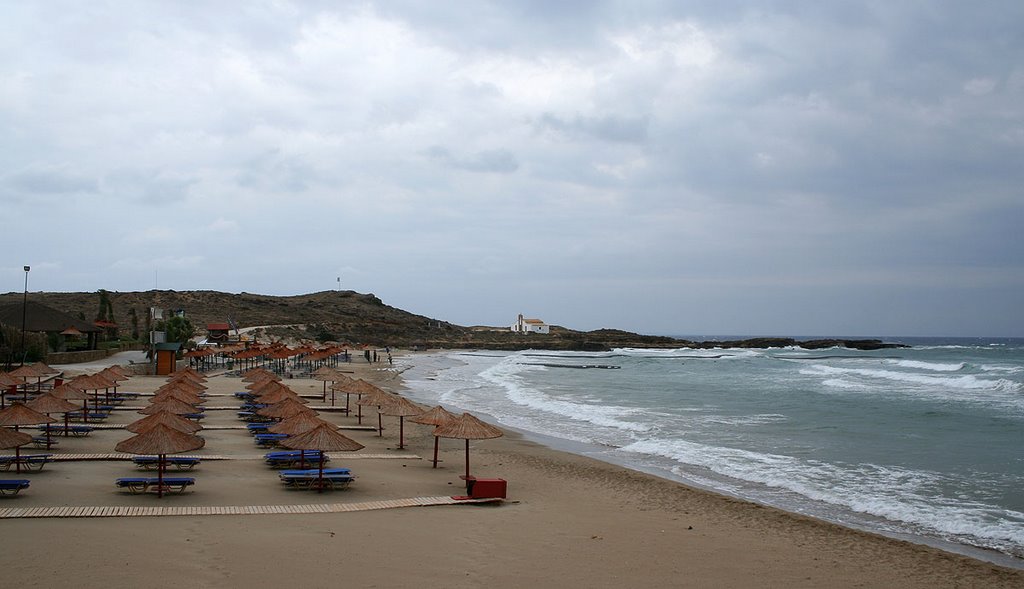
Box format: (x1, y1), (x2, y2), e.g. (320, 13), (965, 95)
(393, 336), (1024, 568)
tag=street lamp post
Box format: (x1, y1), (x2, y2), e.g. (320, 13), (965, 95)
(20, 265), (30, 366)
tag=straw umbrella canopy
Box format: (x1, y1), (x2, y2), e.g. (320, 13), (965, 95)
(98, 366), (130, 383)
(126, 410), (203, 435)
(0, 427), (32, 475)
(257, 398), (315, 421)
(380, 395), (426, 450)
(151, 388), (205, 406)
(0, 402), (55, 474)
(248, 377), (291, 394)
(242, 368), (279, 383)
(356, 387), (400, 437)
(26, 393), (78, 449)
(253, 385), (302, 405)
(311, 366), (344, 402)
(139, 398), (198, 416)
(433, 412), (504, 480)
(156, 380), (206, 395)
(7, 365), (40, 400)
(101, 364), (129, 378)
(268, 412), (332, 469)
(409, 405), (457, 468)
(50, 383), (90, 433)
(30, 362), (61, 376)
(278, 422), (364, 493)
(342, 379), (390, 425)
(0, 372), (26, 409)
(70, 373), (117, 411)
(115, 423), (205, 498)
(326, 373), (355, 407)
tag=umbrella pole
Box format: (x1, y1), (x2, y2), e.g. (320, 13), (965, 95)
(317, 453), (325, 494)
(398, 416), (405, 450)
(158, 454), (165, 499)
(46, 414), (52, 449)
(64, 412), (71, 436)
(432, 436), (439, 468)
(15, 445), (21, 474)
(357, 400), (362, 425)
(322, 381), (326, 403)
(465, 439), (470, 479)
(300, 449), (306, 470)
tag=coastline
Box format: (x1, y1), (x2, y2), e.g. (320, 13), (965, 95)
(2, 354), (1022, 587)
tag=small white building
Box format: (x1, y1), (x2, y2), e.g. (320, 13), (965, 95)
(512, 313), (550, 334)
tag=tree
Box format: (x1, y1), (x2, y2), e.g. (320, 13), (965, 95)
(159, 316), (195, 345)
(128, 308), (140, 340)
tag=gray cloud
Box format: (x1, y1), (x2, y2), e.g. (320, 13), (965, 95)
(1, 2), (1022, 336)
(423, 146), (519, 174)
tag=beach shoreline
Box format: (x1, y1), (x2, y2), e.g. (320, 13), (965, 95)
(2, 353), (1021, 588)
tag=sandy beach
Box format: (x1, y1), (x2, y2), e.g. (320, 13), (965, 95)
(2, 357), (1022, 589)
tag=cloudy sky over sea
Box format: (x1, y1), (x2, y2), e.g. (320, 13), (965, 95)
(3, 2), (1022, 337)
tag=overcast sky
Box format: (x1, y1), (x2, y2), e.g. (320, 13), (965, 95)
(2, 2), (1022, 337)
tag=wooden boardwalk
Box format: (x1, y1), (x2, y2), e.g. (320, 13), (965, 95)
(46, 453), (421, 461)
(0, 496), (501, 519)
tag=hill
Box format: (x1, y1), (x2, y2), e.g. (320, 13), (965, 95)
(0, 289), (902, 351)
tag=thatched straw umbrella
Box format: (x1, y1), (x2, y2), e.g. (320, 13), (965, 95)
(254, 385), (302, 405)
(242, 368), (278, 383)
(115, 423), (205, 498)
(278, 423), (364, 493)
(7, 365), (44, 399)
(50, 383), (90, 433)
(380, 396), (426, 450)
(0, 427), (32, 476)
(356, 386), (399, 437)
(30, 362), (61, 376)
(433, 412), (504, 480)
(257, 398), (315, 421)
(326, 374), (353, 408)
(156, 379), (206, 395)
(409, 405), (457, 468)
(26, 393), (78, 449)
(0, 403), (55, 473)
(268, 412), (332, 469)
(311, 366), (343, 402)
(151, 388), (205, 406)
(139, 398), (199, 416)
(331, 378), (379, 422)
(0, 372), (26, 409)
(127, 410), (203, 435)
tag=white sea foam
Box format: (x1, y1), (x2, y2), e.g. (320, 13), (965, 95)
(888, 359), (966, 372)
(479, 356), (651, 433)
(621, 438), (1024, 555)
(803, 364), (1022, 392)
(614, 347), (763, 359)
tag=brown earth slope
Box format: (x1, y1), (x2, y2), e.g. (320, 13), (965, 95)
(0, 289), (901, 351)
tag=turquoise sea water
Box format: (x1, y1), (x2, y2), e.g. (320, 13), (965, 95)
(396, 337), (1024, 567)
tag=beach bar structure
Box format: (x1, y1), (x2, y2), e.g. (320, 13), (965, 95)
(154, 343), (182, 376)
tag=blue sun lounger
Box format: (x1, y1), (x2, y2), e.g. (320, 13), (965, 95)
(132, 456), (201, 471)
(115, 477), (195, 494)
(39, 424), (94, 436)
(278, 471), (350, 479)
(31, 436), (58, 448)
(246, 423), (270, 433)
(0, 479), (30, 496)
(0, 454), (53, 472)
(279, 471), (355, 490)
(264, 451), (328, 468)
(254, 433), (289, 448)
